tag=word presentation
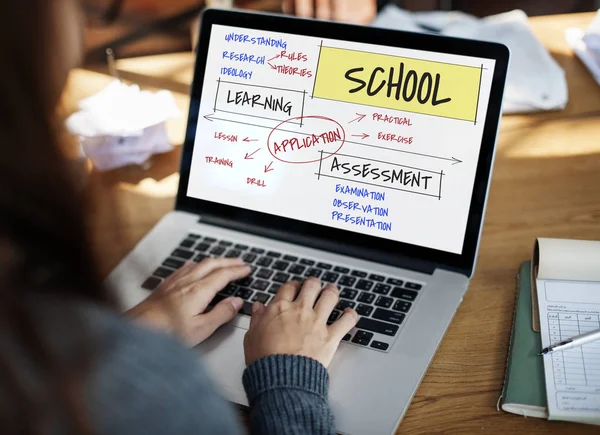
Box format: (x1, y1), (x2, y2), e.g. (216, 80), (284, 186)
(187, 25), (496, 254)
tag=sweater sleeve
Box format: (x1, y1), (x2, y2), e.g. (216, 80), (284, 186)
(242, 355), (336, 435)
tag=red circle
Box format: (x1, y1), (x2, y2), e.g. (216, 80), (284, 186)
(267, 115), (346, 164)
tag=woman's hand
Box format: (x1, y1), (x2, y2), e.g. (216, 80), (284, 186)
(244, 278), (358, 368)
(282, 0), (377, 25)
(127, 258), (250, 347)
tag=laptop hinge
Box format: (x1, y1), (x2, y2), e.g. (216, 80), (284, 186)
(197, 215), (439, 275)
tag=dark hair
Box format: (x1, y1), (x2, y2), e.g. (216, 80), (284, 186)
(0, 1), (112, 433)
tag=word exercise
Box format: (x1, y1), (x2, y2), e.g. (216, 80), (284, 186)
(187, 24), (496, 254)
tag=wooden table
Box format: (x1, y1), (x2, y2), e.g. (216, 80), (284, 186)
(62, 12), (600, 435)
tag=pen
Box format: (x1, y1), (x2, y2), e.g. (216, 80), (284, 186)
(106, 48), (120, 81)
(539, 327), (600, 355)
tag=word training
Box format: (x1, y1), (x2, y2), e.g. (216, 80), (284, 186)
(224, 33), (287, 49)
(345, 64), (451, 106)
(205, 156), (233, 168)
(226, 90), (293, 115)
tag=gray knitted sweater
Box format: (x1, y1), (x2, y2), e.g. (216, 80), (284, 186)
(0, 297), (335, 434)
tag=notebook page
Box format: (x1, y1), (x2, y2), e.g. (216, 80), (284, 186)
(538, 279), (600, 424)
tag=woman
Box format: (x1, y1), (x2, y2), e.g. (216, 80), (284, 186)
(0, 1), (358, 434)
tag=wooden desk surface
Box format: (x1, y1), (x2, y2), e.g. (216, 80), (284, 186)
(63, 12), (600, 435)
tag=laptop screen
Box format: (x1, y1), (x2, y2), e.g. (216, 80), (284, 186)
(186, 22), (497, 256)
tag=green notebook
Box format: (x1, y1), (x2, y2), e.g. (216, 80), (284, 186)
(499, 261), (548, 418)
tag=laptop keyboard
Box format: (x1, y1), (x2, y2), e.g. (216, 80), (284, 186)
(141, 233), (425, 353)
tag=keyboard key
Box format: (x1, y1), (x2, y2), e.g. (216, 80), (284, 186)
(334, 266), (350, 274)
(328, 310), (341, 324)
(141, 276), (162, 290)
(204, 237), (217, 243)
(357, 292), (375, 304)
(242, 253), (257, 263)
(356, 318), (399, 336)
(356, 304), (373, 317)
(267, 251), (281, 258)
(340, 288), (358, 300)
(221, 284), (238, 296)
(234, 244), (249, 250)
(225, 249), (242, 258)
(300, 258), (315, 266)
(289, 264), (306, 275)
(218, 240), (233, 247)
(338, 276), (356, 286)
(375, 296), (393, 308)
(355, 279), (373, 291)
(273, 272), (290, 283)
(370, 341), (389, 351)
(180, 239), (195, 248)
(240, 301), (254, 316)
(316, 262), (332, 270)
(391, 288), (418, 301)
(272, 261), (290, 271)
(386, 278), (404, 286)
(251, 280), (270, 291)
(153, 267), (174, 278)
(283, 255), (298, 261)
(172, 248), (194, 260)
(256, 257), (273, 267)
(393, 300), (412, 313)
(342, 333), (351, 341)
(369, 274), (385, 282)
(305, 268), (322, 278)
(187, 234), (201, 240)
(352, 330), (374, 346)
(373, 308), (405, 325)
(210, 246), (226, 256)
(195, 243), (211, 252)
(321, 272), (339, 283)
(373, 283), (391, 295)
(351, 270), (367, 278)
(405, 282), (423, 290)
(235, 287), (254, 300)
(256, 268), (274, 279)
(163, 257), (185, 269)
(194, 254), (208, 263)
(268, 283), (281, 294)
(336, 300), (356, 310)
(236, 277), (253, 287)
(251, 247), (265, 254)
(252, 292), (270, 304)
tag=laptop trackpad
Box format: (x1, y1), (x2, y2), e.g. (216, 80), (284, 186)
(197, 323), (248, 404)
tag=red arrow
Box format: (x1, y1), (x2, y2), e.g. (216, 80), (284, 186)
(264, 161), (274, 173)
(351, 133), (370, 140)
(267, 54), (279, 62)
(245, 148), (260, 160)
(243, 137), (258, 142)
(349, 113), (367, 124)
(268, 62), (277, 70)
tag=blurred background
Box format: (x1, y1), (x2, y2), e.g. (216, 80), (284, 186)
(83, 0), (600, 63)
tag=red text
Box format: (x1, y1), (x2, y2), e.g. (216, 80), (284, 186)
(205, 156), (233, 167)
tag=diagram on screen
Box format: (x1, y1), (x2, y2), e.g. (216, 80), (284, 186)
(189, 26), (494, 253)
(201, 33), (485, 199)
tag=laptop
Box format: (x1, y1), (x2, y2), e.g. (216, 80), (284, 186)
(107, 9), (509, 435)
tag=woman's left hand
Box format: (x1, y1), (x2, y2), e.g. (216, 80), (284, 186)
(127, 258), (250, 346)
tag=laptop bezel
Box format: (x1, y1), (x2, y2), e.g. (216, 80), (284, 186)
(176, 8), (509, 276)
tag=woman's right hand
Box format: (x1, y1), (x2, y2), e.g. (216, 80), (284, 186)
(244, 278), (358, 368)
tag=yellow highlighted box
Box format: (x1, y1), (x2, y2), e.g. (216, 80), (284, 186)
(313, 46), (482, 122)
